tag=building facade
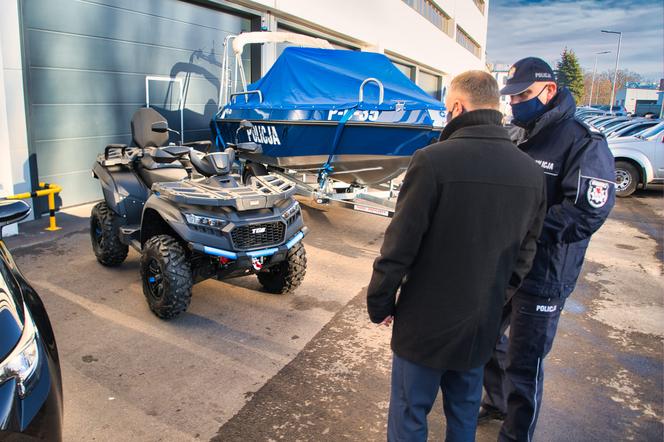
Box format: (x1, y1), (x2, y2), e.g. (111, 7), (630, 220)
(0, 0), (489, 225)
(491, 63), (511, 118)
(615, 85), (661, 114)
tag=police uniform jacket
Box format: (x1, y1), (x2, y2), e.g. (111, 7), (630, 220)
(367, 109), (547, 371)
(512, 88), (616, 298)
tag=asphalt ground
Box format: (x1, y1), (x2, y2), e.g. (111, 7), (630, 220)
(5, 186), (663, 441)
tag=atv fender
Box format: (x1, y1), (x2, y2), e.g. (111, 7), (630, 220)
(141, 194), (189, 245)
(93, 161), (148, 223)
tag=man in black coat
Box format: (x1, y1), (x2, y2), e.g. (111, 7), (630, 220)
(478, 58), (616, 442)
(366, 70), (547, 442)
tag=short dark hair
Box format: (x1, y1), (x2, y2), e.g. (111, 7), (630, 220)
(450, 71), (500, 109)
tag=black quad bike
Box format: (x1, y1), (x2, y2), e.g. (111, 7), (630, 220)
(90, 108), (308, 319)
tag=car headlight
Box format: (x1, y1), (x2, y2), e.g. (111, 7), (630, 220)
(184, 213), (227, 229)
(0, 306), (40, 398)
(282, 201), (300, 220)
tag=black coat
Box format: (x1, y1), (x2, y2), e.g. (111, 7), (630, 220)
(367, 110), (547, 371)
(512, 89), (615, 298)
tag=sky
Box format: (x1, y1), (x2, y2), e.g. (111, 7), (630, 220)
(487, 0), (664, 81)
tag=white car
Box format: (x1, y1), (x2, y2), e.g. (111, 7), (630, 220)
(607, 120), (660, 139)
(609, 122), (664, 196)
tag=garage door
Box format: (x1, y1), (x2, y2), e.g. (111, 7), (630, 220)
(20, 0), (251, 207)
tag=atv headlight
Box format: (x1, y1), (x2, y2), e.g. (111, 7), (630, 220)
(0, 306), (40, 398)
(184, 213), (227, 229)
(282, 201), (300, 220)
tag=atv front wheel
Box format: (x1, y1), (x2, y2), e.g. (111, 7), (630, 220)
(140, 235), (193, 319)
(90, 202), (128, 266)
(257, 242), (307, 294)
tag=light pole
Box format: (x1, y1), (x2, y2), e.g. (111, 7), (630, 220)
(602, 29), (622, 113)
(589, 50), (611, 107)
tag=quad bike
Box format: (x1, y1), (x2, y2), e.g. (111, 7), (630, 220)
(90, 108), (307, 319)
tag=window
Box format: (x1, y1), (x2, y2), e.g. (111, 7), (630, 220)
(393, 61), (415, 81)
(473, 0), (486, 14)
(456, 26), (481, 58)
(402, 0), (453, 36)
(418, 70), (443, 100)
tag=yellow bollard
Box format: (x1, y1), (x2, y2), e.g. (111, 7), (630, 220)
(46, 191), (61, 231)
(5, 182), (62, 231)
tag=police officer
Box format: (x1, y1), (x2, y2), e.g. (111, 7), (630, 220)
(367, 71), (547, 442)
(478, 57), (616, 441)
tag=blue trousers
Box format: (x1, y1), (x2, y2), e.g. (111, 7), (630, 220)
(388, 353), (484, 442)
(482, 290), (565, 442)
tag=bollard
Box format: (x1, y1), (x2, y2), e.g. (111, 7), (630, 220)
(4, 182), (63, 231)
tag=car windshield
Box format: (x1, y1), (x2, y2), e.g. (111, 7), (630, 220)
(637, 122), (664, 139)
(0, 251), (25, 325)
(598, 118), (626, 129)
(608, 121), (640, 133)
(621, 123), (656, 136)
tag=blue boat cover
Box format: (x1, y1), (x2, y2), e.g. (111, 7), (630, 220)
(231, 47), (445, 111)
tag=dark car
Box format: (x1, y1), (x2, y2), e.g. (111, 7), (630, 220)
(0, 200), (63, 441)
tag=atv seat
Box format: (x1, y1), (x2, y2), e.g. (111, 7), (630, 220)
(132, 108), (170, 149)
(137, 148), (187, 188)
(137, 161), (188, 188)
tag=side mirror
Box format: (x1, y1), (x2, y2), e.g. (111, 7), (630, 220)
(239, 120), (254, 131)
(0, 200), (31, 238)
(151, 121), (169, 133)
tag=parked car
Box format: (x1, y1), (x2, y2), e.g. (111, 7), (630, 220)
(610, 122), (664, 196)
(607, 120), (660, 139)
(596, 116), (631, 132)
(576, 107), (605, 117)
(592, 104), (628, 116)
(0, 200), (63, 440)
(609, 121), (664, 144)
(586, 116), (615, 128)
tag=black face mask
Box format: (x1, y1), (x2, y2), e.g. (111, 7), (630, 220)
(446, 103), (465, 123)
(511, 86), (549, 125)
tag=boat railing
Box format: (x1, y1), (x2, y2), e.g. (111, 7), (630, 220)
(358, 78), (384, 105)
(230, 90), (264, 104)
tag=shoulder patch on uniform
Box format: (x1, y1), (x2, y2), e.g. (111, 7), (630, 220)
(587, 179), (610, 208)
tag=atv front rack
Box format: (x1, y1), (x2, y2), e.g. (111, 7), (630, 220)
(153, 174), (296, 210)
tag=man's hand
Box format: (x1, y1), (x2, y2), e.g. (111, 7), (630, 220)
(379, 316), (394, 327)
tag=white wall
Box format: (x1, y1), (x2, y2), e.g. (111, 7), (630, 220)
(241, 0), (487, 76)
(492, 69), (511, 117)
(0, 0), (32, 235)
(616, 88), (660, 114)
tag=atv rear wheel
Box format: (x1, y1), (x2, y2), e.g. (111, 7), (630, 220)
(257, 242), (307, 294)
(90, 202), (128, 266)
(140, 235), (192, 319)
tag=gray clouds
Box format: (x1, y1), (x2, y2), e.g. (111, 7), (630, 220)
(487, 0), (664, 80)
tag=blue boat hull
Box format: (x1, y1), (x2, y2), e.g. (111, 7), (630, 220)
(212, 107), (444, 185)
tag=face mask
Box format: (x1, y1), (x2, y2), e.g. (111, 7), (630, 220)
(446, 103), (464, 123)
(511, 87), (549, 125)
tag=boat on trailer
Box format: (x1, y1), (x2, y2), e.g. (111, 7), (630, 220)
(212, 32), (446, 187)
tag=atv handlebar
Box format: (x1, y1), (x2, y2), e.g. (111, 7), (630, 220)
(104, 144), (128, 159)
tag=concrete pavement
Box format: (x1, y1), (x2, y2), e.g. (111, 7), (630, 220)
(5, 188), (663, 441)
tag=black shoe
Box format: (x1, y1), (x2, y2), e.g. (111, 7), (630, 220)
(478, 406), (507, 424)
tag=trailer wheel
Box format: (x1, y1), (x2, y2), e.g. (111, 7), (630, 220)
(140, 234), (192, 319)
(615, 161), (639, 197)
(90, 202), (128, 266)
(243, 162), (268, 185)
(258, 242), (307, 294)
